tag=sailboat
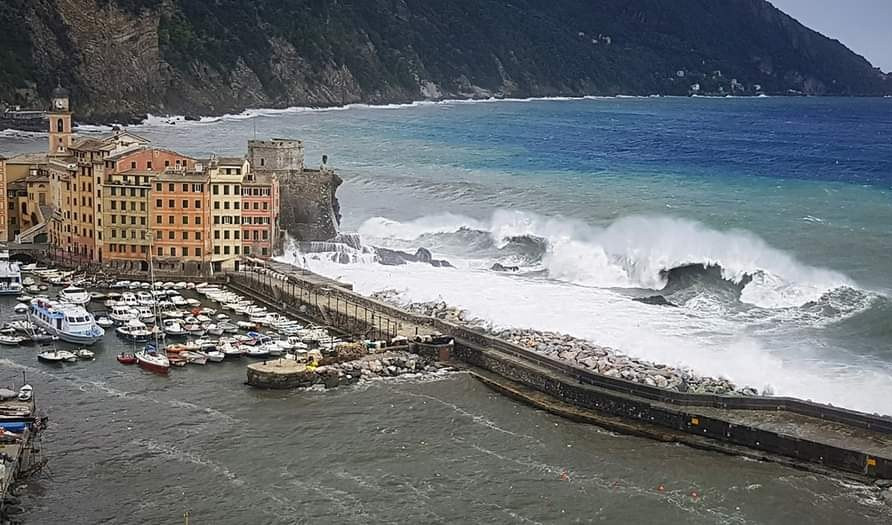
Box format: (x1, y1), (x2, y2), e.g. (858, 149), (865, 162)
(135, 229), (170, 375)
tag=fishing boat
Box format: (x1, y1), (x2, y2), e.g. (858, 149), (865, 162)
(58, 285), (91, 305)
(75, 348), (95, 360)
(28, 299), (105, 345)
(135, 343), (169, 374)
(37, 349), (77, 363)
(116, 352), (137, 364)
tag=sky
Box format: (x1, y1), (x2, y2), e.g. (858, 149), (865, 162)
(771, 0), (892, 72)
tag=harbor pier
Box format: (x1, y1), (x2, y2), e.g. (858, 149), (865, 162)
(227, 262), (892, 482)
(0, 382), (43, 521)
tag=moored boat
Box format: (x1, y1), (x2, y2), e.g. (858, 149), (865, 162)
(58, 285), (91, 305)
(135, 344), (170, 374)
(28, 299), (105, 345)
(37, 349), (77, 363)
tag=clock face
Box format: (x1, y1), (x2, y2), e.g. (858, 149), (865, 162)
(54, 98), (65, 110)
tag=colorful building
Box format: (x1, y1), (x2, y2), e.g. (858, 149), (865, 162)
(209, 157), (247, 272)
(101, 170), (152, 270)
(241, 171), (279, 258)
(150, 169), (212, 274)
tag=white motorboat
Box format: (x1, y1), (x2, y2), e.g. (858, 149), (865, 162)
(75, 348), (95, 360)
(162, 319), (187, 337)
(96, 316), (114, 328)
(206, 350), (224, 362)
(139, 282), (151, 289)
(195, 314), (211, 323)
(119, 293), (139, 307)
(13, 303), (28, 314)
(111, 280), (131, 289)
(137, 291), (155, 306)
(116, 319), (152, 342)
(174, 281), (187, 290)
(244, 345), (269, 358)
(59, 285), (91, 305)
(22, 277), (35, 287)
(28, 299), (105, 345)
(161, 309), (185, 319)
(170, 295), (188, 307)
(185, 298), (201, 307)
(136, 307), (156, 323)
(219, 341), (243, 358)
(236, 321), (256, 330)
(0, 335), (25, 346)
(162, 281), (176, 289)
(219, 322), (239, 334)
(203, 323), (224, 336)
(109, 305), (138, 323)
(38, 349), (77, 363)
(0, 259), (23, 296)
(184, 323), (205, 337)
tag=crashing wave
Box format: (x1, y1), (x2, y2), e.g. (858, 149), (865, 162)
(354, 210), (857, 309)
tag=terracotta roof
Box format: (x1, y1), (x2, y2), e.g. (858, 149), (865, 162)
(217, 156), (245, 165)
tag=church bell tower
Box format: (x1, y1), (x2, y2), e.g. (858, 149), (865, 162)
(48, 85), (73, 157)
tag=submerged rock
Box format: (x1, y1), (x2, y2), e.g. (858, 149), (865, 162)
(633, 295), (678, 307)
(491, 263), (521, 272)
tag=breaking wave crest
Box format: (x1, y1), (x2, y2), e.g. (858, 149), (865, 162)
(356, 210), (860, 310)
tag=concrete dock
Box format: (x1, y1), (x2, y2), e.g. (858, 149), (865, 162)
(226, 264), (892, 481)
(0, 393), (41, 520)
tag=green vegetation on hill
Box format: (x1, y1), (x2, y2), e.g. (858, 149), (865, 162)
(2, 0), (889, 119)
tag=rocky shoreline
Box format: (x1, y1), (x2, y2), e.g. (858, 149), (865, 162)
(371, 291), (767, 397)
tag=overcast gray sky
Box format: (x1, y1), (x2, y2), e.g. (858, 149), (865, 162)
(771, 0), (892, 72)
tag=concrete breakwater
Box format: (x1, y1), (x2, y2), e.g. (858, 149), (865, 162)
(227, 264), (892, 481)
(247, 350), (438, 389)
(371, 291), (755, 397)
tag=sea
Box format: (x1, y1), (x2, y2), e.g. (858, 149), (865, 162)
(1, 96), (891, 523)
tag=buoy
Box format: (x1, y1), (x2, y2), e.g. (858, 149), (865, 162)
(657, 483), (665, 492)
(690, 490), (700, 499)
(559, 469), (570, 481)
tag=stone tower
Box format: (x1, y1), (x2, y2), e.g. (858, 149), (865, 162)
(48, 85), (73, 157)
(247, 139), (304, 173)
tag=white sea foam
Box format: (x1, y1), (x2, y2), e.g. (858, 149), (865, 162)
(357, 210), (853, 309)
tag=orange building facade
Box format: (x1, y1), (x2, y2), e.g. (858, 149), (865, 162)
(150, 170), (212, 274)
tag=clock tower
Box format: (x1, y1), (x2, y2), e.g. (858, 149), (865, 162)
(48, 84), (73, 157)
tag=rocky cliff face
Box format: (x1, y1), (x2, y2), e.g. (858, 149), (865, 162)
(1, 0), (889, 120)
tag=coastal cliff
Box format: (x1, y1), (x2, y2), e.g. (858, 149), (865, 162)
(1, 0), (889, 121)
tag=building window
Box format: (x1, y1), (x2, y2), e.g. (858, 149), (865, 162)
(111, 201), (117, 210)
(130, 161), (136, 169)
(170, 247), (176, 256)
(224, 201), (230, 210)
(164, 160), (170, 168)
(156, 215), (161, 224)
(223, 230), (229, 240)
(156, 199), (162, 208)
(57, 118), (63, 132)
(253, 202), (258, 210)
(244, 246), (251, 255)
(169, 183), (174, 192)
(234, 230), (240, 240)
(168, 215), (174, 224)
(183, 231), (189, 240)
(235, 246), (240, 255)
(212, 184), (219, 195)
(195, 216), (201, 225)
(260, 158), (264, 167)
(158, 247), (162, 257)
(168, 231), (174, 240)
(183, 247), (189, 256)
(214, 246), (220, 255)
(262, 202), (268, 210)
(223, 185), (229, 195)
(195, 200), (201, 209)
(155, 183), (161, 191)
(214, 202), (220, 210)
(147, 161), (152, 170)
(168, 199), (174, 208)
(261, 247), (268, 256)
(195, 248), (202, 257)
(234, 202), (239, 210)
(182, 216), (188, 225)
(183, 184), (189, 192)
(214, 230), (220, 240)
(182, 200), (188, 208)
(223, 245), (230, 255)
(262, 230), (268, 240)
